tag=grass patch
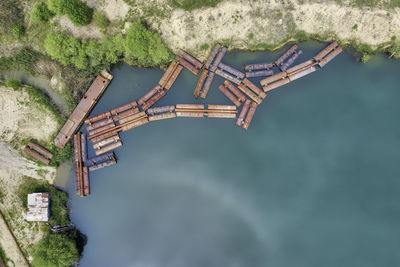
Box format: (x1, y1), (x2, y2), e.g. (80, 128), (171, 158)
(5, 78), (22, 90)
(0, 48), (42, 74)
(169, 0), (221, 11)
(93, 11), (110, 29)
(200, 43), (209, 50)
(0, 246), (11, 266)
(17, 177), (69, 226)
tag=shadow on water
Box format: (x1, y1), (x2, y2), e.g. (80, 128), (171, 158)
(56, 41), (400, 267)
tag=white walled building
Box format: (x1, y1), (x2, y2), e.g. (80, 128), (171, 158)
(26, 193), (50, 222)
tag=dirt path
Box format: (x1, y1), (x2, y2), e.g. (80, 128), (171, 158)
(0, 210), (29, 267)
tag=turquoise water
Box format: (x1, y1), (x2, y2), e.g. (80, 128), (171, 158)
(58, 42), (400, 267)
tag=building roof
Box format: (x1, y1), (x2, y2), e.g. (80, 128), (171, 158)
(26, 193), (50, 222)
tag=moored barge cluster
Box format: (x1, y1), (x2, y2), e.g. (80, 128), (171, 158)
(53, 42), (343, 197)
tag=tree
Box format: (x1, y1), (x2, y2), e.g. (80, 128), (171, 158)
(30, 2), (55, 23)
(32, 234), (78, 267)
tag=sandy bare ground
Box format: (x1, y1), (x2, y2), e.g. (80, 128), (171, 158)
(0, 210), (29, 267)
(154, 0), (400, 57)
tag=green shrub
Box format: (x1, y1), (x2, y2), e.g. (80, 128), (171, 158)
(5, 78), (21, 90)
(12, 25), (24, 39)
(93, 11), (109, 29)
(30, 2), (55, 23)
(200, 43), (209, 50)
(360, 54), (370, 63)
(0, 48), (42, 74)
(170, 0), (221, 11)
(47, 0), (92, 26)
(32, 234), (78, 267)
(124, 22), (172, 65)
(18, 177), (69, 225)
(63, 0), (92, 26)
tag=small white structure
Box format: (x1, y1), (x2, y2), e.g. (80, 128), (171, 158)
(26, 193), (50, 222)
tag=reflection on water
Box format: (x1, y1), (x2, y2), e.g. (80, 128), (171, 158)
(57, 42), (400, 267)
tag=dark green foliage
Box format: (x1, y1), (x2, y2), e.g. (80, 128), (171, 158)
(359, 54), (370, 63)
(0, 0), (24, 34)
(44, 23), (172, 70)
(387, 45), (400, 58)
(18, 178), (69, 225)
(30, 2), (55, 23)
(5, 78), (22, 90)
(47, 0), (92, 26)
(169, 0), (221, 11)
(51, 142), (73, 163)
(12, 25), (25, 39)
(63, 0), (92, 26)
(123, 22), (172, 66)
(93, 11), (110, 29)
(0, 246), (10, 266)
(32, 234), (78, 267)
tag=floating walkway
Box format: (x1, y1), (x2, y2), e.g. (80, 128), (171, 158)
(65, 42), (342, 196)
(54, 71), (113, 149)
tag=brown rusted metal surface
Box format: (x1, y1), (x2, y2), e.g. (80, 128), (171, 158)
(138, 85), (162, 106)
(274, 45), (298, 66)
(263, 78), (291, 92)
(318, 47), (343, 67)
(215, 69), (241, 85)
(206, 113), (236, 119)
(285, 59), (314, 74)
(178, 50), (204, 69)
(194, 70), (208, 98)
(288, 66), (317, 82)
(27, 141), (53, 159)
(207, 104), (237, 110)
(95, 141), (122, 156)
(176, 112), (205, 117)
(205, 44), (221, 69)
(200, 72), (215, 99)
(119, 111), (147, 124)
(83, 167), (90, 196)
(218, 62), (245, 79)
(90, 131), (120, 145)
(210, 47), (227, 72)
(110, 100), (138, 115)
(86, 117), (115, 132)
(88, 122), (115, 136)
(243, 102), (258, 130)
(113, 108), (140, 122)
(159, 62), (178, 88)
(85, 111), (111, 125)
(242, 78), (266, 99)
(93, 134), (120, 150)
(146, 106), (175, 115)
(237, 84), (262, 104)
(74, 133), (84, 197)
(121, 118), (149, 132)
(236, 99), (251, 127)
(218, 85), (242, 107)
(141, 90), (167, 110)
(176, 104), (205, 109)
(224, 80), (247, 102)
(177, 56), (200, 75)
(148, 112), (177, 121)
(313, 42), (338, 62)
(24, 147), (50, 165)
(260, 71), (287, 87)
(54, 72), (112, 148)
(165, 65), (183, 90)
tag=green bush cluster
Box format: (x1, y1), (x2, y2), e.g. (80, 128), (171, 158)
(44, 22), (172, 70)
(12, 25), (25, 39)
(32, 233), (78, 267)
(47, 0), (92, 26)
(30, 2), (55, 23)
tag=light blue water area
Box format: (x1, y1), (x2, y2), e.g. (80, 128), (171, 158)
(59, 42), (400, 267)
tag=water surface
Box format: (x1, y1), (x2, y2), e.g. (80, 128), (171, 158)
(57, 42), (400, 267)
